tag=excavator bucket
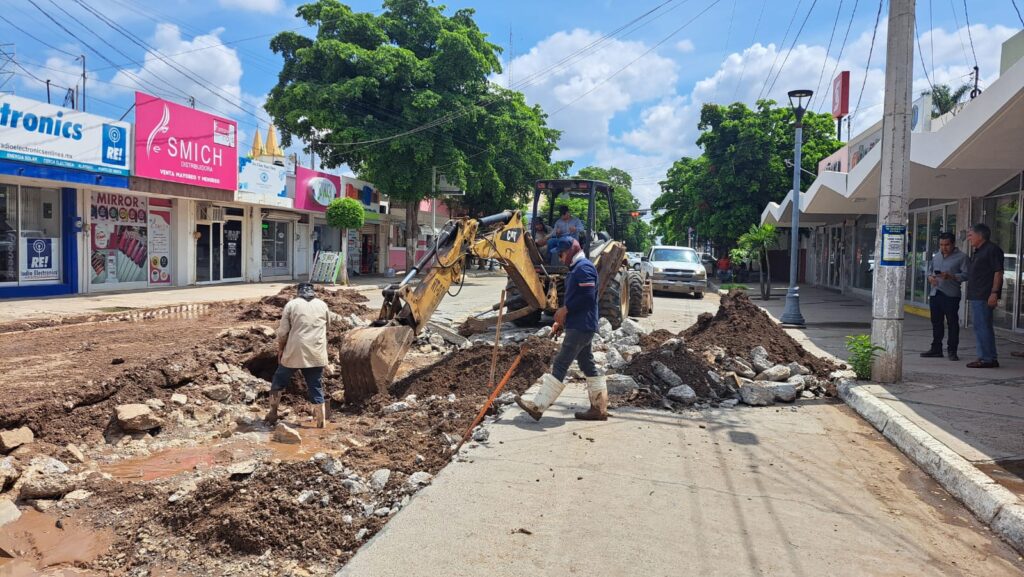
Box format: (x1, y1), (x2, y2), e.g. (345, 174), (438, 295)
(339, 325), (415, 403)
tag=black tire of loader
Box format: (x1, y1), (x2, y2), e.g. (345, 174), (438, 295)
(599, 270), (629, 329)
(627, 270), (645, 316)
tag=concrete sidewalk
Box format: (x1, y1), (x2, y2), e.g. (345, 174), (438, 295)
(756, 288), (1024, 490)
(339, 387), (1023, 577)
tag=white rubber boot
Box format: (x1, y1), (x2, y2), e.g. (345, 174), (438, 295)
(514, 373), (566, 421)
(265, 391), (283, 423)
(574, 375), (609, 421)
(311, 403), (326, 428)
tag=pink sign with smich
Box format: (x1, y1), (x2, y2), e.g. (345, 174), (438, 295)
(294, 166), (341, 212)
(133, 92), (238, 191)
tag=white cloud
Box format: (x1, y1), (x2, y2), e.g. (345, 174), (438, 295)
(218, 0), (283, 13)
(675, 39), (695, 53)
(110, 23), (247, 121)
(506, 28), (678, 157)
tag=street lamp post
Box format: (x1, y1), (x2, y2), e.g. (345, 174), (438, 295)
(781, 89), (813, 327)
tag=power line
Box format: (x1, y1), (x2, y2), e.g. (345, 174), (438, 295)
(0, 14), (78, 58)
(961, 0), (979, 67)
(915, 18), (935, 94)
(810, 0), (845, 110)
(948, 0), (972, 68)
(1013, 0), (1024, 27)
(818, 0), (860, 113)
(757, 0), (804, 101)
(851, 0), (885, 122)
(732, 0), (768, 102)
(764, 0), (819, 99)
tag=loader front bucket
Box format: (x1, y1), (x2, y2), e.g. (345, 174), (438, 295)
(339, 325), (415, 404)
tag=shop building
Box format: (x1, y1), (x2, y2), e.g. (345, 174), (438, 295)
(761, 31), (1024, 334)
(387, 198), (450, 272)
(0, 94), (132, 299)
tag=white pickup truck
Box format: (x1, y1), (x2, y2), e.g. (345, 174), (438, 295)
(641, 245), (708, 298)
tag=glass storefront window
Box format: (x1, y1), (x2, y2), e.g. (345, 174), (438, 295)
(89, 191), (148, 286)
(981, 194), (1019, 330)
(262, 220), (291, 277)
(853, 217), (876, 289)
(0, 185), (17, 284)
(0, 184), (63, 285)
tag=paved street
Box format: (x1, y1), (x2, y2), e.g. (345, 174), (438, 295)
(338, 275), (1024, 577)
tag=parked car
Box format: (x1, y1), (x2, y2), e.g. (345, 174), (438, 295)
(645, 245), (707, 298)
(626, 251), (643, 270)
(698, 252), (716, 274)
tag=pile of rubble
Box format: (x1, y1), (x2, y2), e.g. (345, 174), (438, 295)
(237, 285), (371, 321)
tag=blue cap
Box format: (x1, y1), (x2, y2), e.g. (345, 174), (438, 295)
(556, 237), (575, 253)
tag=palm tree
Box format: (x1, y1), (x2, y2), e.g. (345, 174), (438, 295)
(735, 223), (778, 300)
(925, 84), (972, 118)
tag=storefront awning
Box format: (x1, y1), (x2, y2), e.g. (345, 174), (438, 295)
(262, 209), (302, 222)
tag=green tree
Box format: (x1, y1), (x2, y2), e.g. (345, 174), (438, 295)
(265, 0), (556, 269)
(652, 100), (840, 249)
(924, 84), (972, 118)
(733, 223), (777, 300)
(326, 197), (366, 284)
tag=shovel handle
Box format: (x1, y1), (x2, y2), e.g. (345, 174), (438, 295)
(454, 349), (525, 454)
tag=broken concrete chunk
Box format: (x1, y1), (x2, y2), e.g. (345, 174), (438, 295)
(763, 382), (798, 403)
(115, 404), (163, 432)
(370, 469), (392, 491)
(0, 427), (34, 452)
(383, 401), (414, 415)
(227, 460), (259, 478)
(272, 423), (301, 444)
(754, 365), (791, 382)
(170, 393), (188, 406)
(650, 361), (685, 389)
(64, 444), (88, 464)
(787, 362), (810, 376)
(215, 362), (229, 374)
(719, 399), (740, 408)
(0, 457), (19, 490)
(63, 489), (93, 501)
(296, 490), (318, 505)
(16, 456), (75, 499)
(342, 479), (367, 494)
(666, 385), (697, 405)
(374, 507), (391, 517)
(707, 371), (725, 387)
(472, 428), (490, 443)
(428, 334), (446, 349)
(0, 498), (20, 528)
(749, 346), (772, 373)
(739, 383), (775, 407)
(723, 357), (756, 379)
(606, 347), (627, 370)
(145, 398), (165, 410)
(202, 385), (232, 402)
(619, 318), (647, 336)
(407, 471), (433, 489)
(606, 374), (639, 395)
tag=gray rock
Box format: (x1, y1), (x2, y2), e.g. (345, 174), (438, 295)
(723, 357), (756, 379)
(650, 361), (684, 389)
(339, 480), (367, 497)
(606, 347), (627, 370)
(215, 362), (230, 374)
(707, 371), (724, 386)
(666, 385), (697, 405)
(620, 318), (647, 336)
(16, 456), (75, 499)
(619, 345), (642, 359)
(297, 490), (318, 505)
(428, 334), (446, 349)
(0, 498), (20, 527)
(342, 514), (354, 525)
(145, 398), (165, 410)
(202, 385), (232, 402)
(764, 382), (798, 403)
(787, 374), (808, 387)
(115, 404), (163, 432)
(614, 334), (640, 347)
(472, 428), (490, 442)
(598, 318), (614, 340)
(749, 346), (772, 373)
(787, 362), (811, 376)
(227, 460), (259, 477)
(63, 489), (92, 501)
(0, 457), (19, 489)
(243, 389), (257, 404)
(374, 507), (391, 517)
(662, 338), (684, 351)
(407, 471), (433, 489)
(534, 326), (553, 338)
(739, 383), (775, 406)
(606, 374), (639, 395)
(168, 480), (197, 503)
(755, 365), (791, 382)
(370, 469), (392, 490)
(801, 389), (816, 399)
(383, 401), (414, 415)
(830, 369), (858, 381)
(272, 423), (301, 444)
(170, 393), (188, 405)
(495, 392), (516, 406)
(719, 399), (740, 408)
(0, 426), (34, 451)
(356, 528), (369, 540)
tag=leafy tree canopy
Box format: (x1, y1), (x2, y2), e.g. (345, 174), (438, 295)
(652, 100), (841, 248)
(326, 197), (366, 230)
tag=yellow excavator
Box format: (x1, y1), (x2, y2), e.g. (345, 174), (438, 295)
(339, 179), (654, 403)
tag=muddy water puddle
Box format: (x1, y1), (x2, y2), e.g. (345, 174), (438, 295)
(0, 510), (113, 577)
(103, 420), (366, 482)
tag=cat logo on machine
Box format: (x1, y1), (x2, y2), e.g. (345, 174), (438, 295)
(499, 228), (523, 244)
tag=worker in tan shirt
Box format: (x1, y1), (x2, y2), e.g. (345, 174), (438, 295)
(266, 283), (333, 427)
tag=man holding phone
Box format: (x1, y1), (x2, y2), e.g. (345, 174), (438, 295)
(921, 232), (968, 361)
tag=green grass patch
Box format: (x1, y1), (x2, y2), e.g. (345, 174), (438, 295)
(718, 283), (749, 291)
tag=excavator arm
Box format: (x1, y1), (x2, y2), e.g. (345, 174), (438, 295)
(339, 210), (552, 403)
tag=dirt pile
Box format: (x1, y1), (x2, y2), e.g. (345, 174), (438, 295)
(390, 336), (557, 400)
(238, 285), (370, 321)
(682, 290), (836, 377)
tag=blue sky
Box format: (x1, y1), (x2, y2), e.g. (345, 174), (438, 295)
(3, 0), (1021, 204)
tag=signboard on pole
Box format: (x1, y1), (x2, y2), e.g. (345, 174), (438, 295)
(310, 251), (343, 283)
(832, 71), (850, 119)
(0, 94), (131, 176)
(880, 224), (907, 266)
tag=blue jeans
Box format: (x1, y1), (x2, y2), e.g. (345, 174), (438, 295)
(271, 366), (325, 403)
(551, 329), (600, 382)
(969, 300), (998, 363)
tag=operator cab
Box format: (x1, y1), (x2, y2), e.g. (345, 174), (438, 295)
(529, 179), (617, 269)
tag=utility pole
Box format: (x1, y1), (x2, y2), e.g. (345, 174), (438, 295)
(871, 0), (915, 383)
(76, 55), (85, 111)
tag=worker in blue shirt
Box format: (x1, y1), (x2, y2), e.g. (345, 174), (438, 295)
(545, 205), (585, 265)
(516, 237), (608, 421)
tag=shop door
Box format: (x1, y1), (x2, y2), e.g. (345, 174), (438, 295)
(196, 224), (211, 283)
(262, 220), (291, 277)
(223, 219), (243, 280)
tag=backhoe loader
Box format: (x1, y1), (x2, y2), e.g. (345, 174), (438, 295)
(338, 179), (653, 403)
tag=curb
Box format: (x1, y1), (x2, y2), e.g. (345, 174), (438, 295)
(838, 379), (1024, 554)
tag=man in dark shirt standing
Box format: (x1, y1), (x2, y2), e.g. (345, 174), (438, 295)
(965, 223), (1004, 368)
(921, 232), (968, 361)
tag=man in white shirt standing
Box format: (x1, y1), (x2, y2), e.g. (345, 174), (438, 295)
(266, 283), (332, 427)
